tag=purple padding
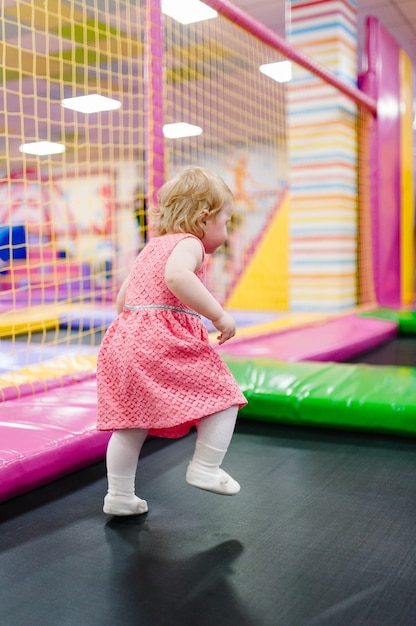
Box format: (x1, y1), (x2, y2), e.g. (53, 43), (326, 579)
(0, 342), (98, 373)
(218, 314), (398, 362)
(0, 378), (110, 503)
(58, 306), (117, 330)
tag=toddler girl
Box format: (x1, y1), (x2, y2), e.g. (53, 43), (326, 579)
(96, 166), (247, 516)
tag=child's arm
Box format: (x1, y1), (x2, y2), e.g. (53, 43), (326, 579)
(116, 276), (130, 315)
(164, 237), (236, 344)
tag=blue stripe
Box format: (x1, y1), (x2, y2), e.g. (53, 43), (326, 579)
(290, 154), (357, 164)
(291, 183), (356, 192)
(291, 20), (356, 40)
(290, 227), (357, 235)
(290, 259), (356, 265)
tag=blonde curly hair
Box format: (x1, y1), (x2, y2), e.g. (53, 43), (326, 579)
(155, 167), (233, 239)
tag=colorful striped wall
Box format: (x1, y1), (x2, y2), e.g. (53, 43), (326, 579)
(288, 0), (359, 312)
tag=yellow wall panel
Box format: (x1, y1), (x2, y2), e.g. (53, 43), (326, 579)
(226, 193), (289, 311)
(400, 49), (415, 304)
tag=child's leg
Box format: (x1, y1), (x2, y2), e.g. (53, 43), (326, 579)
(103, 428), (148, 516)
(186, 405), (240, 496)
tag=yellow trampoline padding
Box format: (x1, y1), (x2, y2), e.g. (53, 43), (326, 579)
(0, 353), (98, 390)
(0, 307), (60, 337)
(0, 302), (108, 337)
(207, 306), (373, 343)
(400, 49), (414, 304)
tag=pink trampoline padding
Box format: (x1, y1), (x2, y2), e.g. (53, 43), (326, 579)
(0, 378), (110, 503)
(218, 314), (398, 362)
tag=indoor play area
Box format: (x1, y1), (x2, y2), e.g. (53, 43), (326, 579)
(1, 1), (416, 624)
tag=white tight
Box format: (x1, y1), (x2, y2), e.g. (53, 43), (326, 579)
(106, 428), (148, 477)
(105, 405), (238, 477)
(196, 405), (238, 450)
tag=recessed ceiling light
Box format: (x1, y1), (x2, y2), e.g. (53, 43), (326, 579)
(161, 0), (217, 24)
(19, 141), (66, 156)
(61, 94), (121, 114)
(260, 61), (292, 83)
(163, 122), (203, 139)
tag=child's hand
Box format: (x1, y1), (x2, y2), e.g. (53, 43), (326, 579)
(212, 312), (236, 345)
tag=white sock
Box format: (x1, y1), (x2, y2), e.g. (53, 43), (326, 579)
(103, 429), (148, 516)
(103, 474), (148, 516)
(186, 440), (240, 496)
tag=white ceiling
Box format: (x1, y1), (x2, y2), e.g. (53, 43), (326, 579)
(231, 0), (416, 74)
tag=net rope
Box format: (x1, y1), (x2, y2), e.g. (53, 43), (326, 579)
(0, 0), (376, 395)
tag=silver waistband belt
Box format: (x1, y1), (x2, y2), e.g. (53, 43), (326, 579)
(124, 304), (201, 319)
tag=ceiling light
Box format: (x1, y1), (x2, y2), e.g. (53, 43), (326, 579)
(19, 141), (66, 156)
(260, 60), (292, 83)
(163, 123), (203, 139)
(61, 94), (121, 114)
(161, 0), (217, 24)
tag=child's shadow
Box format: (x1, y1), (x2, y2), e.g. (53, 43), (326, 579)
(104, 517), (256, 625)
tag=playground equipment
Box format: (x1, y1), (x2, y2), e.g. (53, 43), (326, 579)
(0, 1), (414, 503)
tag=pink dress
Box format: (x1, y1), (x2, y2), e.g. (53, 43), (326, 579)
(96, 233), (247, 438)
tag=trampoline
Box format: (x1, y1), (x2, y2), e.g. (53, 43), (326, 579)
(2, 419), (416, 626)
(347, 335), (416, 367)
(2, 308), (416, 505)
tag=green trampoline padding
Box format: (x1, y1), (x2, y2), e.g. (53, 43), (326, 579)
(224, 357), (416, 436)
(360, 308), (416, 333)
